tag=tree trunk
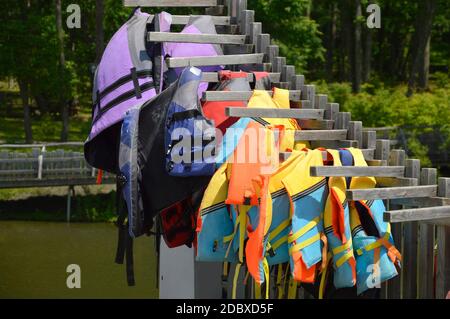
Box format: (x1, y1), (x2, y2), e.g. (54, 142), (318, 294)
(418, 37), (431, 90)
(326, 3), (337, 81)
(340, 0), (354, 82)
(95, 0), (104, 64)
(407, 0), (437, 96)
(353, 0), (362, 92)
(55, 0), (69, 141)
(362, 28), (372, 82)
(18, 79), (33, 144)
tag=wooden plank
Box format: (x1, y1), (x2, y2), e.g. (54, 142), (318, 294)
(436, 177), (450, 299)
(384, 206), (450, 223)
(148, 32), (246, 44)
(280, 150), (374, 162)
(294, 130), (348, 141)
(166, 53), (264, 68)
(310, 166), (405, 177)
(310, 140), (358, 149)
(391, 196), (450, 207)
(225, 107), (324, 119)
(202, 90), (300, 101)
(124, 0), (217, 6)
(200, 72), (280, 83)
(346, 185), (437, 201)
(147, 14), (231, 25)
(418, 168), (437, 299)
(297, 119), (334, 130)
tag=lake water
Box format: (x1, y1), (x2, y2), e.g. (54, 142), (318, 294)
(0, 221), (158, 298)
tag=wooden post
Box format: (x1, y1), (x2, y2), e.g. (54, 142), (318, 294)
(240, 10), (254, 36)
(348, 121), (362, 148)
(314, 94), (327, 109)
(249, 22), (261, 45)
(256, 34), (270, 62)
(418, 168), (437, 298)
(291, 75), (304, 91)
(386, 149), (406, 299)
(324, 103), (339, 121)
(335, 112), (351, 130)
(436, 177), (450, 299)
(281, 65), (295, 84)
(402, 159), (421, 299)
(66, 185), (74, 223)
(272, 56), (286, 74)
(375, 139), (390, 161)
(363, 131), (376, 150)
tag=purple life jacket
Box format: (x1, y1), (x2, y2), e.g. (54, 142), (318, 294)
(85, 10), (223, 173)
(85, 9), (165, 172)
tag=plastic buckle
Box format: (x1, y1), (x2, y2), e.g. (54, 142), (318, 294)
(117, 174), (127, 187)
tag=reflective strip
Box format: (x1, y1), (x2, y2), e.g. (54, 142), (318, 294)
(288, 233), (321, 255)
(288, 216), (320, 244)
(356, 232), (390, 256)
(269, 219), (290, 242)
(335, 250), (354, 268)
(223, 233), (234, 243)
(271, 235), (288, 251)
(332, 239), (353, 255)
(263, 258), (270, 299)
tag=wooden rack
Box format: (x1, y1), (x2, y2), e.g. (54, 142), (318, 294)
(122, 0), (450, 300)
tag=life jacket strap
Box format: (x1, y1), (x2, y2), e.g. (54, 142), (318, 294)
(231, 262), (242, 299)
(276, 264), (284, 299)
(319, 252), (332, 299)
(288, 216), (320, 244)
(287, 276), (297, 299)
(221, 262), (230, 299)
(332, 238), (353, 255)
(288, 233), (321, 255)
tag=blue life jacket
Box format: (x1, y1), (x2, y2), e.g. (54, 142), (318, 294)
(165, 67), (216, 177)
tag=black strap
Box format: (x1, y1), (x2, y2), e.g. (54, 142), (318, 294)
(130, 67), (142, 99)
(222, 262), (230, 299)
(94, 69), (152, 106)
(169, 109), (202, 123)
(114, 178), (135, 286)
(93, 81), (155, 124)
(125, 231), (135, 286)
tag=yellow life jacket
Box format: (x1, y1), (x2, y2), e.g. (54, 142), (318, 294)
(281, 149), (328, 283)
(247, 88), (308, 151)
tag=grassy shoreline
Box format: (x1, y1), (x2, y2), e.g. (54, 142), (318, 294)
(0, 185), (117, 222)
